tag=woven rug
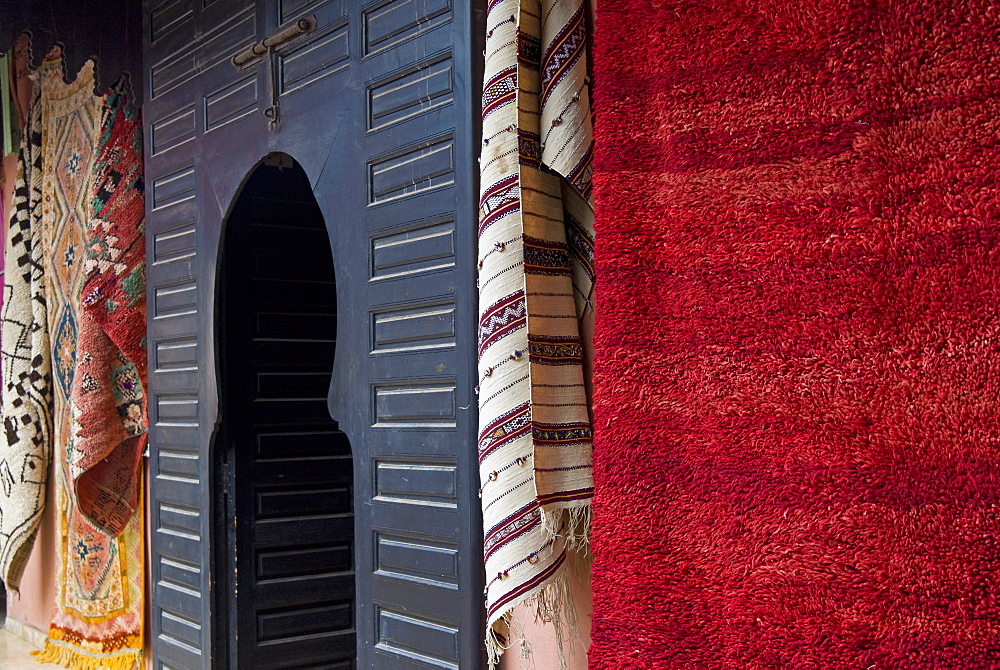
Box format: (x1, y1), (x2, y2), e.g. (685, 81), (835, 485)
(33, 54), (143, 670)
(0, 78), (52, 590)
(478, 0), (594, 666)
(69, 78), (147, 538)
(590, 1), (1000, 667)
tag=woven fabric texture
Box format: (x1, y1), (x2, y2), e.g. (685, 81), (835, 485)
(33, 55), (143, 670)
(69, 79), (148, 538)
(590, 1), (1000, 667)
(0, 79), (53, 590)
(478, 0), (595, 665)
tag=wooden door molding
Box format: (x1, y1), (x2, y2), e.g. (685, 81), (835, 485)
(218, 160), (355, 668)
(143, 1), (486, 667)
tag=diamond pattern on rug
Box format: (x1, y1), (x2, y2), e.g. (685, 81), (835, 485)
(52, 308), (76, 400)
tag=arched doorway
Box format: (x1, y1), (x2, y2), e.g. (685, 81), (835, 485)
(216, 154), (355, 668)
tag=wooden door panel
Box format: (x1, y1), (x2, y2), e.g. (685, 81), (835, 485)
(253, 572), (355, 605)
(250, 455), (353, 483)
(144, 1), (485, 667)
(252, 514), (353, 546)
(224, 164), (354, 670)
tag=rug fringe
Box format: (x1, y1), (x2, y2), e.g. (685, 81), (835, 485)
(33, 640), (141, 670)
(487, 609), (513, 668)
(541, 504), (592, 556)
(531, 567), (576, 669)
(487, 559), (587, 670)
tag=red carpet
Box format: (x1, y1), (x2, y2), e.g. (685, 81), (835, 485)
(590, 1), (1000, 667)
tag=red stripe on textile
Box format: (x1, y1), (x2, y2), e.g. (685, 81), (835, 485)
(479, 200), (520, 237)
(488, 548), (567, 619)
(478, 291), (527, 356)
(539, 5), (586, 106)
(536, 487), (593, 506)
(485, 503), (541, 561)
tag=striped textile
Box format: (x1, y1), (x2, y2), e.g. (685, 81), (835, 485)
(478, 0), (594, 665)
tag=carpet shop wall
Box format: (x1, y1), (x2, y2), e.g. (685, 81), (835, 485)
(0, 4), (143, 653)
(590, 1), (1000, 668)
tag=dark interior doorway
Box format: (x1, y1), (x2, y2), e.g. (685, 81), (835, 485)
(216, 154), (355, 669)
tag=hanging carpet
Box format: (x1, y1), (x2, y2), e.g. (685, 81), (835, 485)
(0, 78), (53, 591)
(32, 54), (144, 670)
(69, 77), (147, 538)
(589, 0), (1000, 667)
(478, 0), (595, 665)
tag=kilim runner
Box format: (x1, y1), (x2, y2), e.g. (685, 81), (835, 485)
(33, 54), (143, 670)
(0, 79), (53, 591)
(478, 0), (594, 666)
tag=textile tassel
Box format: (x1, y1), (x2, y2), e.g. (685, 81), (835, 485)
(540, 505), (593, 556)
(33, 642), (142, 670)
(500, 566), (587, 670)
(531, 571), (575, 668)
(486, 610), (515, 669)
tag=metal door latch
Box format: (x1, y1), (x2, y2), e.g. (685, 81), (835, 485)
(231, 15), (317, 131)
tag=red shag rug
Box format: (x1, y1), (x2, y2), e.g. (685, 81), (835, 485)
(590, 1), (1000, 667)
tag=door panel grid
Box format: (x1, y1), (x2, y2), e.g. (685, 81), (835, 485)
(142, 0), (485, 667)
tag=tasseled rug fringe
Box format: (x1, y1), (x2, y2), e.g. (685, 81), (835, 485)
(33, 639), (142, 670)
(487, 610), (514, 669)
(541, 504), (593, 557)
(486, 556), (588, 670)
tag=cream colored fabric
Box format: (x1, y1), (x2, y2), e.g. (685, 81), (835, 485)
(478, 0), (595, 665)
(0, 79), (53, 589)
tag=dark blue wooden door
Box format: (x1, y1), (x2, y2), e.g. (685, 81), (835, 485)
(220, 160), (355, 668)
(142, 1), (485, 667)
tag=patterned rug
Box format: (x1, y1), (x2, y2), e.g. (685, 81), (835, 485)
(69, 77), (147, 538)
(478, 0), (594, 665)
(590, 1), (1000, 667)
(0, 78), (52, 591)
(32, 54), (143, 670)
